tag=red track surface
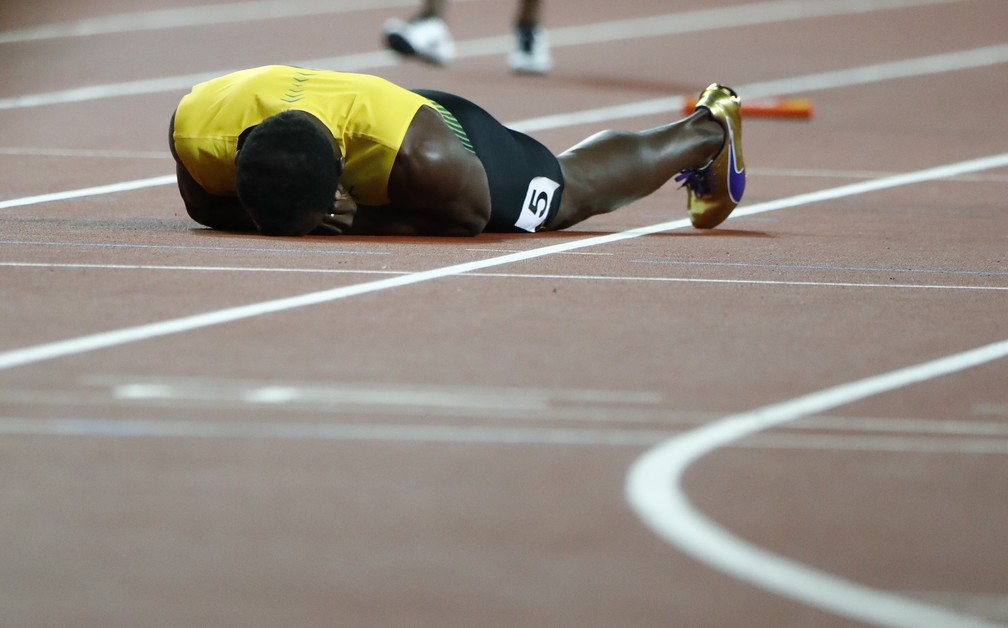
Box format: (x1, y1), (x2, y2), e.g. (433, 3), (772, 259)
(1, 1), (1007, 626)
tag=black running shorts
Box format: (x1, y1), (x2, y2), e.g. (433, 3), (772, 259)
(413, 89), (564, 233)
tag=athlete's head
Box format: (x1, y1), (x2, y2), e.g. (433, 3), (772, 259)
(235, 110), (342, 236)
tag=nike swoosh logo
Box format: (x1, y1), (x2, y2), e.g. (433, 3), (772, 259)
(726, 119), (745, 204)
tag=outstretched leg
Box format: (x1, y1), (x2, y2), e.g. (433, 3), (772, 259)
(515, 0), (541, 26)
(547, 110), (724, 230)
(420, 0), (445, 18)
(509, 0), (552, 73)
(384, 0), (454, 66)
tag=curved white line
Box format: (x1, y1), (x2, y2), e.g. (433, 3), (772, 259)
(625, 339), (1008, 627)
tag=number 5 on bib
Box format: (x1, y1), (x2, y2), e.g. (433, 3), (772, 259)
(514, 177), (561, 232)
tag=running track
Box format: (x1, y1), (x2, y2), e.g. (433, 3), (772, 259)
(1, 1), (1006, 626)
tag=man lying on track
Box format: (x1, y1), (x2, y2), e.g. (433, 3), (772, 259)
(169, 65), (744, 236)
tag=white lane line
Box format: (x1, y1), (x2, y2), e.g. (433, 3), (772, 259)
(3, 415), (1008, 458)
(1, 150), (1007, 372)
(3, 262), (1007, 292)
(7, 379), (1008, 441)
(544, 0), (970, 47)
(629, 259), (1008, 278)
(753, 167), (1008, 183)
(727, 153), (1008, 218)
(8, 382), (1008, 452)
(0, 240), (393, 256)
(0, 0), (458, 44)
(4, 416), (1008, 458)
(0, 417), (659, 446)
(109, 378), (663, 408)
(801, 415), (1008, 437)
(511, 43), (1008, 132)
(0, 69), (312, 111)
(745, 432), (1008, 455)
(0, 0), (973, 110)
(0, 175), (175, 210)
(0, 0), (960, 45)
(0, 262), (398, 274)
(0, 147), (167, 159)
(625, 338), (1008, 628)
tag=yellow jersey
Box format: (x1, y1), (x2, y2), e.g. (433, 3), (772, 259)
(172, 65), (434, 206)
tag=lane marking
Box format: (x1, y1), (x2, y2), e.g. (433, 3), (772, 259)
(0, 262), (396, 274)
(107, 378), (663, 409)
(726, 153), (1008, 219)
(973, 402), (1008, 417)
(0, 240), (392, 256)
(625, 339), (1008, 628)
(0, 147), (167, 159)
(5, 379), (1008, 441)
(752, 167), (1008, 183)
(0, 388), (678, 426)
(544, 0), (970, 48)
(0, 175), (175, 210)
(746, 432), (1008, 455)
(0, 416), (667, 447)
(1, 150), (1007, 372)
(628, 259), (1008, 278)
(789, 415), (1008, 437)
(0, 0), (462, 44)
(2, 262), (1007, 292)
(3, 414), (1008, 457)
(0, 0), (974, 110)
(511, 43), (1008, 132)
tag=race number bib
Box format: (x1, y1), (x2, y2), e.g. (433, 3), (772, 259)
(514, 177), (561, 232)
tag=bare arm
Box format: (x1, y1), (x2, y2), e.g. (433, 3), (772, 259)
(169, 111), (257, 232)
(173, 161), (258, 232)
(351, 105), (491, 236)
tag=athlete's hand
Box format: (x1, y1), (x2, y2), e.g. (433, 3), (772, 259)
(315, 184), (358, 234)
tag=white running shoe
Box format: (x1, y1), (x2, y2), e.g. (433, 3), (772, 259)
(508, 25), (553, 74)
(383, 16), (456, 66)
